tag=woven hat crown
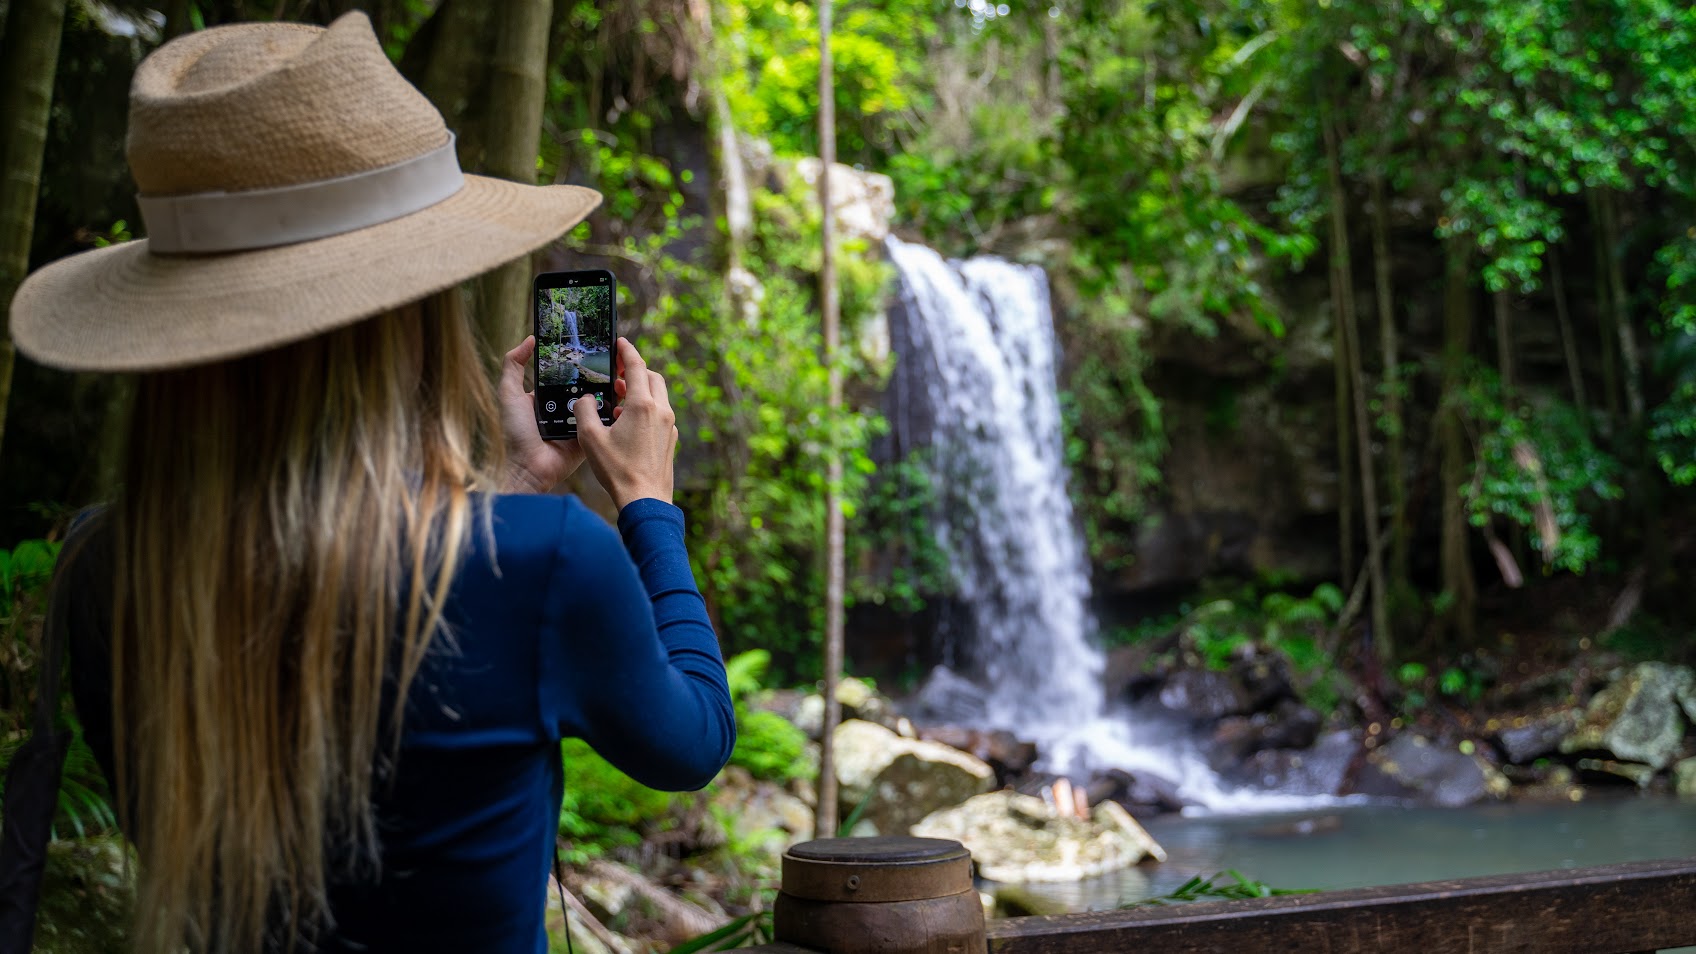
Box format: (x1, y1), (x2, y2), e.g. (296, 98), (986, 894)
(127, 12), (448, 197)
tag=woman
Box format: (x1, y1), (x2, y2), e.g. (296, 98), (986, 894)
(10, 13), (734, 953)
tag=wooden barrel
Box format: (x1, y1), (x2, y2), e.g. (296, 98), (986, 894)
(773, 836), (985, 954)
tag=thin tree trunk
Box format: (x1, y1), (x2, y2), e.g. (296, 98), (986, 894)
(0, 0), (68, 468)
(1597, 193), (1644, 427)
(815, 0), (844, 841)
(1589, 191), (1622, 424)
(473, 0), (552, 353)
(1323, 116), (1356, 596)
(1549, 245), (1587, 416)
(1493, 290), (1514, 396)
(1368, 170), (1410, 616)
(1325, 116), (1390, 659)
(1439, 240), (1477, 646)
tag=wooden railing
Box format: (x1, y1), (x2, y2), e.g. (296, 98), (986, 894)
(745, 844), (1696, 954)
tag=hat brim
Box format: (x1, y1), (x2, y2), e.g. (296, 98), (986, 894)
(11, 176), (602, 372)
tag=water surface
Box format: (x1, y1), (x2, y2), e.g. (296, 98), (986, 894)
(1004, 794), (1696, 948)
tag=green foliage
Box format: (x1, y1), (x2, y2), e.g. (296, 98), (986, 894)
(1453, 369), (1622, 573)
(723, 650), (814, 783)
(1123, 869), (1316, 907)
(1166, 583), (1348, 711)
(557, 738), (681, 863)
(846, 453), (953, 613)
(655, 176), (891, 677)
(0, 537), (120, 843)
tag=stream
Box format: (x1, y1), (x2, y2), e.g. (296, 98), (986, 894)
(1006, 794), (1696, 915)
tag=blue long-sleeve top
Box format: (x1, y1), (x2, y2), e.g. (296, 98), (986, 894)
(65, 494), (735, 953)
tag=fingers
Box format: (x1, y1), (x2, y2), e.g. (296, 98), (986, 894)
(502, 336), (536, 398)
(617, 337), (651, 403)
(571, 396), (607, 441)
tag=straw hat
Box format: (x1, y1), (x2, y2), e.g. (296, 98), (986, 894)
(10, 12), (601, 372)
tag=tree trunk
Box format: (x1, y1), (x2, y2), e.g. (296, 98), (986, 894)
(472, 0), (552, 353)
(1323, 116), (1356, 596)
(0, 0), (68, 468)
(1368, 170), (1411, 619)
(1549, 245), (1587, 416)
(1493, 290), (1514, 397)
(1588, 191), (1622, 425)
(1597, 193), (1644, 427)
(406, 0), (495, 171)
(1439, 240), (1477, 646)
(815, 0), (844, 841)
(1325, 115), (1390, 659)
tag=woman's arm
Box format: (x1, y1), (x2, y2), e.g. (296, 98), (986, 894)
(549, 498), (734, 790)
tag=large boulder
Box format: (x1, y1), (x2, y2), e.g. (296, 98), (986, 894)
(912, 791), (1166, 883)
(833, 719), (994, 835)
(1368, 734), (1510, 807)
(1560, 663), (1694, 770)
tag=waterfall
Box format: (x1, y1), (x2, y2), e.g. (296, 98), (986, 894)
(563, 308), (584, 351)
(887, 237), (1353, 814)
(886, 238), (1101, 731)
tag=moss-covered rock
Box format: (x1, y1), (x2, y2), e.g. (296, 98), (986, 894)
(1560, 663), (1694, 771)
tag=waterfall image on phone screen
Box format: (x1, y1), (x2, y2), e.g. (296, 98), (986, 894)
(537, 285), (613, 388)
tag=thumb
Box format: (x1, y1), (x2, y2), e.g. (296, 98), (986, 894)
(502, 336), (535, 399)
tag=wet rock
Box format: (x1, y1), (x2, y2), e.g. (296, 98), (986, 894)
(1494, 710), (1579, 765)
(1231, 654), (1296, 711)
(1082, 768), (1191, 815)
(912, 791), (1165, 883)
(1368, 734), (1510, 807)
(1675, 758), (1696, 799)
(833, 719), (994, 835)
(1157, 669), (1251, 721)
(707, 766), (815, 849)
(916, 726), (1039, 785)
(1560, 663), (1694, 770)
(1207, 699), (1323, 769)
(1103, 637), (1176, 703)
(1231, 729), (1356, 795)
(905, 666), (991, 725)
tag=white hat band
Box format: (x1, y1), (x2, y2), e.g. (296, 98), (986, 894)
(138, 135), (465, 254)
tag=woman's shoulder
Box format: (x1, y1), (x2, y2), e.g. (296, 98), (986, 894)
(484, 492), (621, 555)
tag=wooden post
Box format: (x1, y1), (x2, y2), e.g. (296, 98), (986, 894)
(774, 836), (986, 953)
(815, 0), (845, 841)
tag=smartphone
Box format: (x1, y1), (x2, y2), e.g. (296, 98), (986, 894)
(533, 269), (618, 440)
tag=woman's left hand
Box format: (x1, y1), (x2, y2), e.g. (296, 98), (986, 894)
(499, 335), (585, 494)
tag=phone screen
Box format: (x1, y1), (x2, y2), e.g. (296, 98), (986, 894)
(534, 269), (617, 440)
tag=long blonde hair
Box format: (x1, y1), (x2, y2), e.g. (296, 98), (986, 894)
(112, 290), (503, 952)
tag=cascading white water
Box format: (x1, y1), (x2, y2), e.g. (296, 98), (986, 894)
(563, 308), (584, 351)
(887, 237), (1351, 814)
(887, 238), (1102, 731)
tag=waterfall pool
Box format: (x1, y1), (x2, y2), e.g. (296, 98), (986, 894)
(1000, 794), (1696, 915)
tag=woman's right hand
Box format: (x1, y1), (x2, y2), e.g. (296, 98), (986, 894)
(573, 337), (678, 509)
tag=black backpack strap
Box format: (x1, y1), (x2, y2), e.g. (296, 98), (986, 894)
(0, 507), (108, 954)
